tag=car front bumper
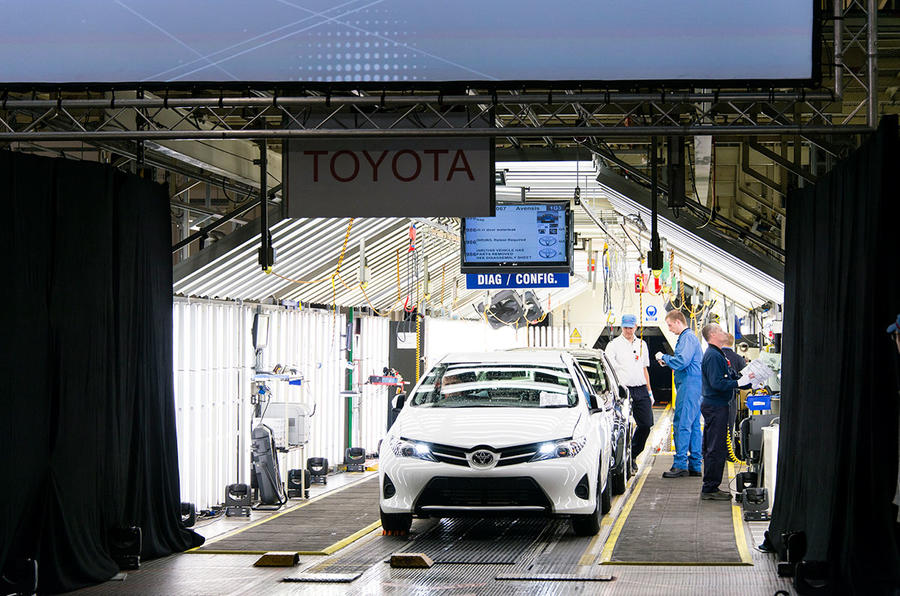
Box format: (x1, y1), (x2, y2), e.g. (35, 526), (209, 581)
(379, 448), (598, 517)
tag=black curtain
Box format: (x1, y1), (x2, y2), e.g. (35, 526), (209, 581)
(0, 152), (202, 594)
(769, 116), (900, 593)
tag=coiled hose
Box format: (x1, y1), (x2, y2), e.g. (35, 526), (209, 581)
(727, 428), (744, 463)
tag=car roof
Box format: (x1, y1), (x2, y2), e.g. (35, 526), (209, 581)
(440, 350), (572, 366)
(508, 346), (606, 360)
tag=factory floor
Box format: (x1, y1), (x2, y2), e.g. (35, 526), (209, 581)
(68, 409), (795, 595)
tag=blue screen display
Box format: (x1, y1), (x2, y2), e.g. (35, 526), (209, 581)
(464, 203), (568, 265)
(0, 1), (813, 83)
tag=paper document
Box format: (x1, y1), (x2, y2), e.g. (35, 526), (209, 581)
(739, 359), (775, 389)
(540, 391), (569, 407)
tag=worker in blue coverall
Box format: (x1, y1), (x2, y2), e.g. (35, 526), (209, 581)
(655, 309), (703, 478)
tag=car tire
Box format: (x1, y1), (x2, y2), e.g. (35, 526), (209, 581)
(600, 475), (612, 514)
(625, 431), (634, 479)
(610, 463), (626, 495)
(571, 479), (602, 536)
(380, 508), (412, 533)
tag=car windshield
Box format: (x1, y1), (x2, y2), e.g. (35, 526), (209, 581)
(409, 362), (578, 408)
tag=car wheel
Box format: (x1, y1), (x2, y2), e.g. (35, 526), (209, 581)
(625, 430), (634, 479)
(610, 461), (626, 495)
(600, 474), (612, 514)
(380, 508), (412, 533)
(571, 478), (602, 536)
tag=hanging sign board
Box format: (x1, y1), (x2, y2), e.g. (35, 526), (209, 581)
(283, 138), (494, 217)
(0, 2), (812, 84)
(465, 272), (569, 289)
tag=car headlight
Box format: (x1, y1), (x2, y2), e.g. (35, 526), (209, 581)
(531, 436), (588, 461)
(389, 438), (437, 462)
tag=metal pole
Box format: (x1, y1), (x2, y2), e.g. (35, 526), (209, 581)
(867, 0), (878, 128)
(834, 0), (844, 99)
(257, 140), (272, 271)
(649, 137), (662, 271)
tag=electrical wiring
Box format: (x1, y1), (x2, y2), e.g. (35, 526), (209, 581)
(332, 267), (401, 318)
(396, 249), (402, 301)
(601, 243), (612, 314)
(619, 222), (642, 253)
(727, 427), (745, 463)
(440, 264), (446, 309)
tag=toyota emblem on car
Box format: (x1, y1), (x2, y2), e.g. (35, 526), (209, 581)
(469, 450), (496, 469)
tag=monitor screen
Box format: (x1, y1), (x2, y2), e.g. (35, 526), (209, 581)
(0, 1), (814, 84)
(461, 202), (573, 274)
(252, 313), (270, 350)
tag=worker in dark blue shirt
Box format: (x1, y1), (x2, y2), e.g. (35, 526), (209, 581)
(699, 323), (751, 500)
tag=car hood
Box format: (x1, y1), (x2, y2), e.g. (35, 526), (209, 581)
(394, 406), (583, 449)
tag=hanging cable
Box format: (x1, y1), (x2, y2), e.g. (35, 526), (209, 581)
(602, 242), (612, 314)
(396, 249), (402, 302)
(441, 264), (446, 309)
(638, 258), (645, 358)
(415, 310), (421, 381)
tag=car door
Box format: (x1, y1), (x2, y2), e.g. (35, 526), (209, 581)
(571, 360), (611, 487)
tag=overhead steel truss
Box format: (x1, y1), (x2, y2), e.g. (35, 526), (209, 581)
(0, 1), (878, 144)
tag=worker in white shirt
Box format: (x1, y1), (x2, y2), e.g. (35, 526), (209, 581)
(605, 314), (654, 474)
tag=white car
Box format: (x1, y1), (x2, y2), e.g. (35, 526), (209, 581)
(379, 351), (613, 536)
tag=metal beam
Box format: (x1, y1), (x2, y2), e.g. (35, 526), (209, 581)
(0, 125), (874, 142)
(747, 140), (817, 184)
(741, 142), (784, 196)
(0, 91), (837, 111)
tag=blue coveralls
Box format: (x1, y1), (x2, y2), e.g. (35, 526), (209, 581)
(661, 328), (703, 471)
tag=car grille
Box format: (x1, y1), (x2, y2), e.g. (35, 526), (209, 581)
(415, 476), (551, 510)
(427, 441), (543, 468)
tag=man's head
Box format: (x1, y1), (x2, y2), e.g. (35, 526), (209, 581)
(888, 313), (900, 355)
(621, 314), (637, 339)
(724, 332), (735, 348)
(665, 309), (687, 335)
(702, 323), (728, 347)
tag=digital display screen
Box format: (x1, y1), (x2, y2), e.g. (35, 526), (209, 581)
(0, 1), (814, 84)
(461, 203), (573, 274)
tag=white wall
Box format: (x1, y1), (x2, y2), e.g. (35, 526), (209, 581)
(356, 316), (391, 454)
(423, 317), (570, 372)
(172, 299), (389, 510)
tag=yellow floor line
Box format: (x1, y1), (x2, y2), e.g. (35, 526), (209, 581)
(604, 560), (754, 567)
(190, 520), (382, 558)
(577, 490), (627, 565)
(320, 520), (383, 555)
(728, 462), (754, 565)
(187, 473), (378, 554)
(577, 407), (676, 566)
(598, 454), (655, 563)
(599, 456), (754, 566)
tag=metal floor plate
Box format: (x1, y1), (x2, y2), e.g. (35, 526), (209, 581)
(394, 517), (553, 564)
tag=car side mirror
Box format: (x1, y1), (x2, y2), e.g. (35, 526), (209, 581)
(618, 386), (629, 401)
(393, 393), (407, 411)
